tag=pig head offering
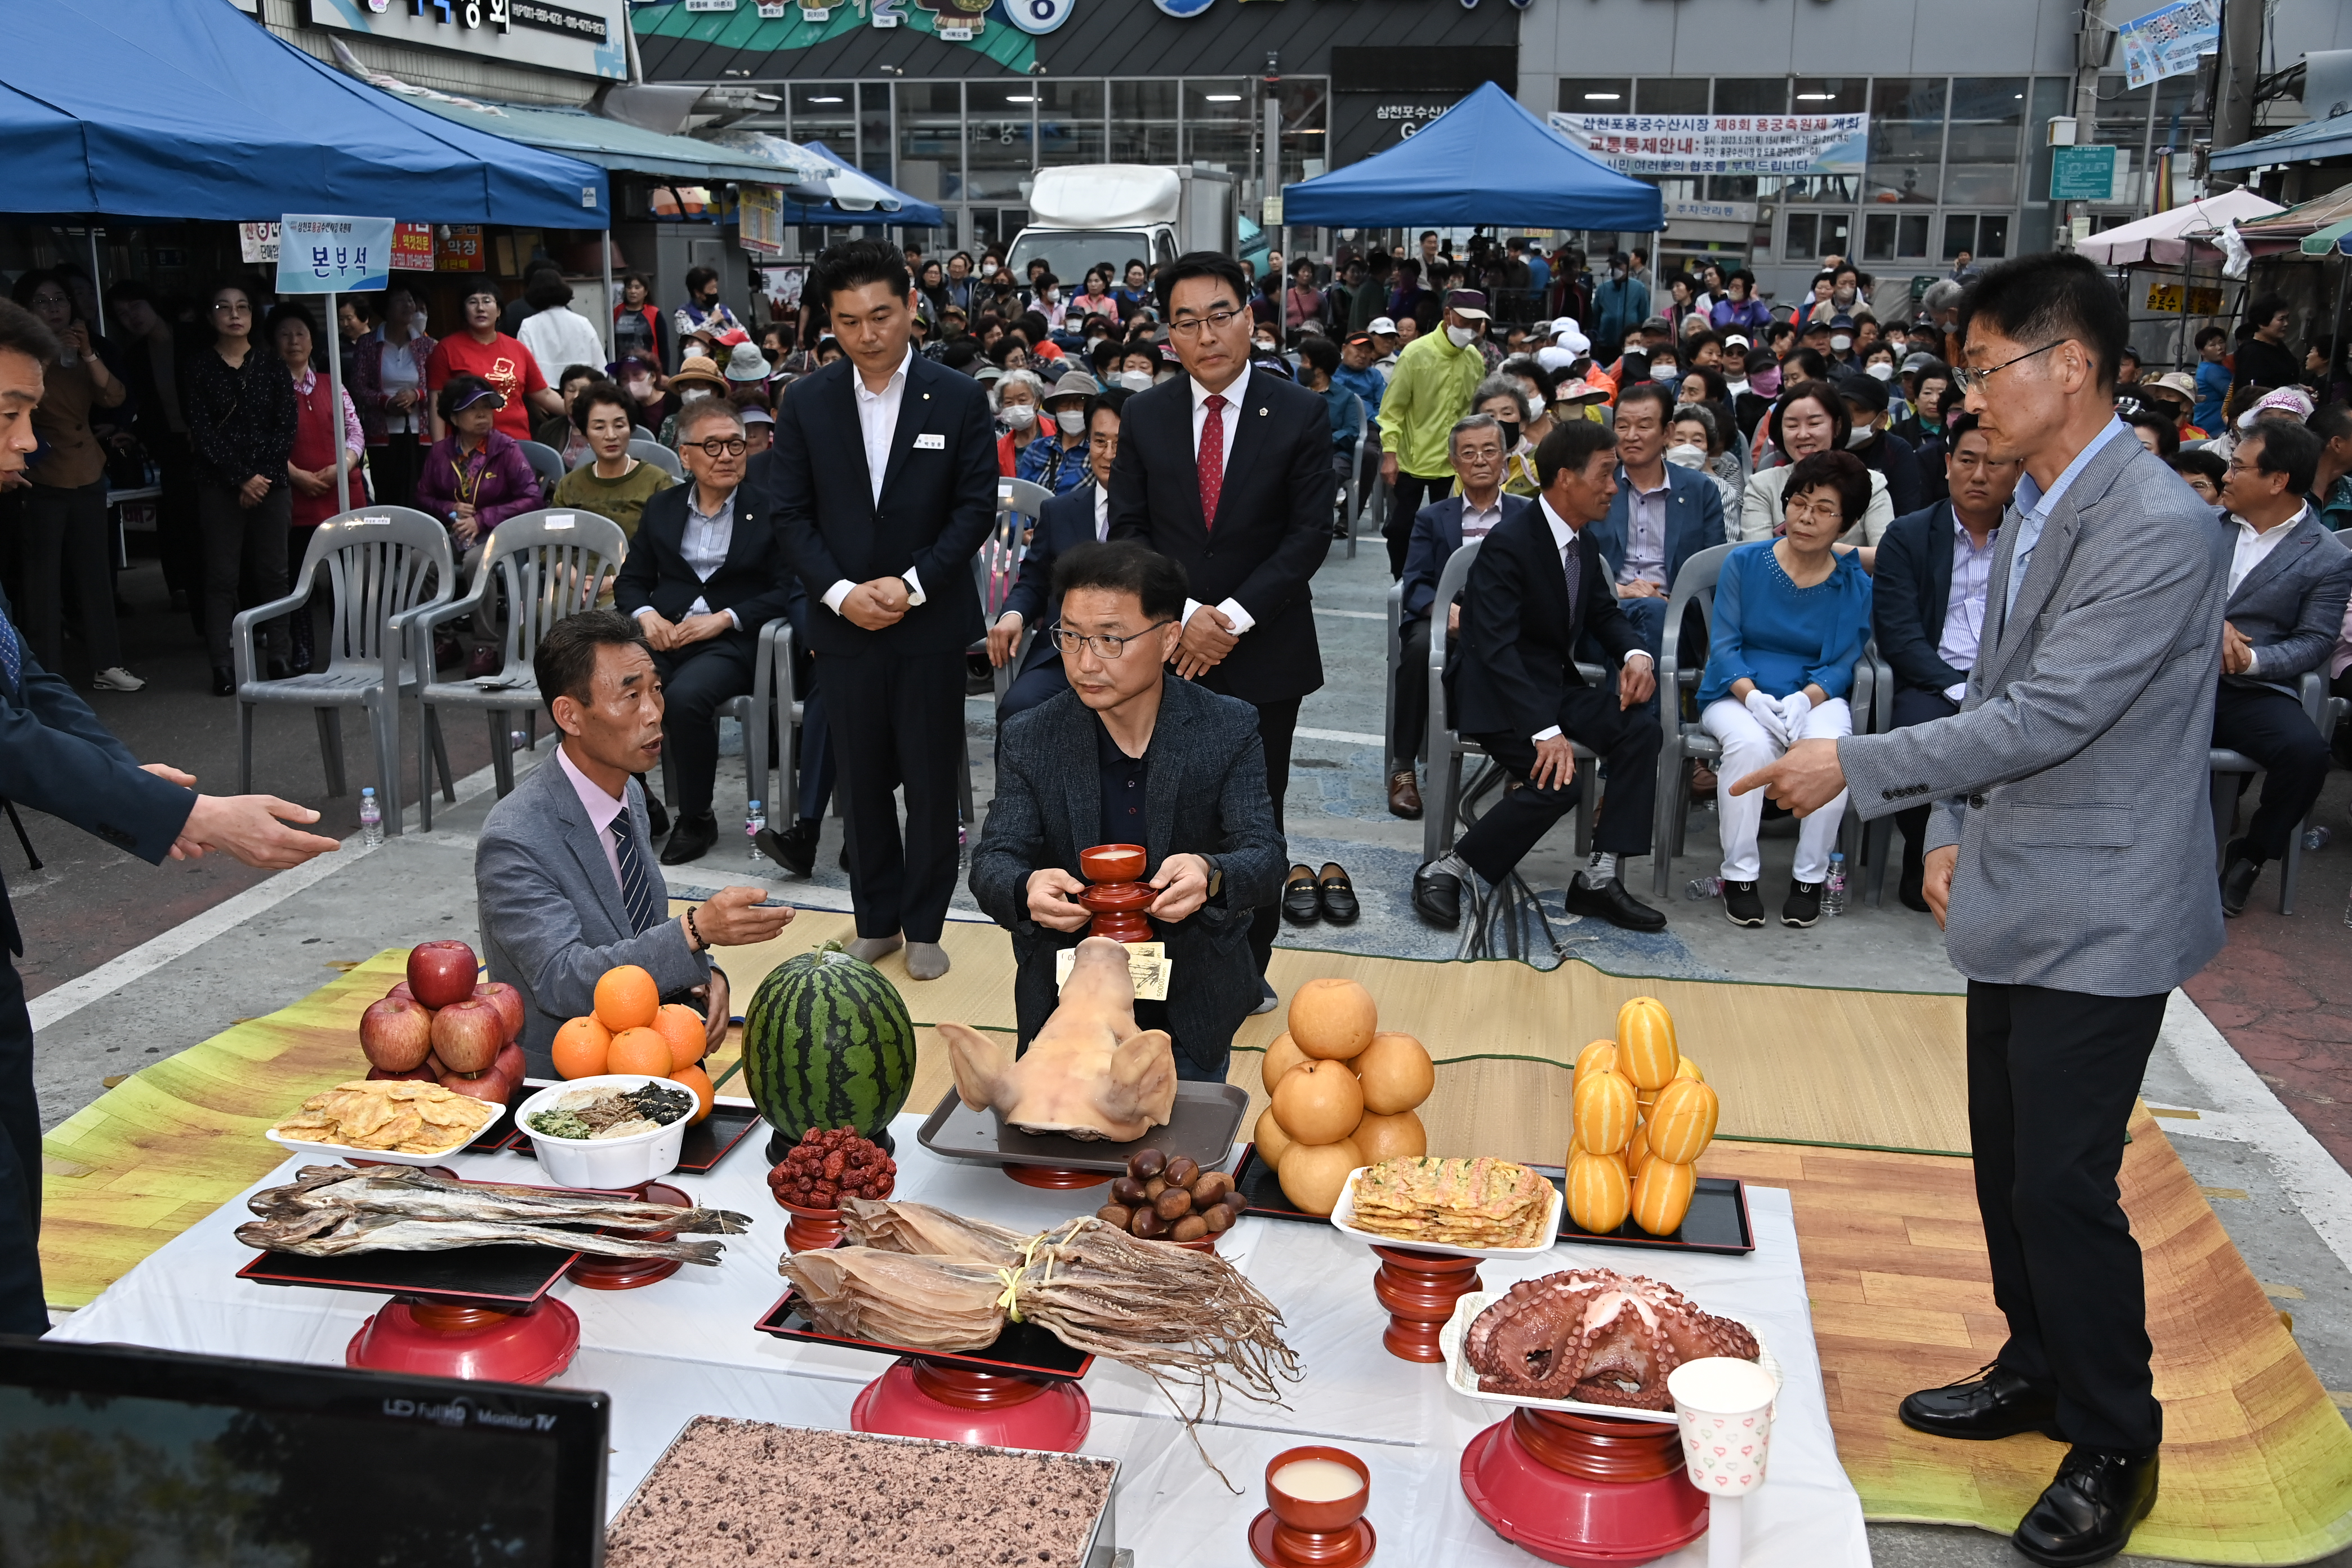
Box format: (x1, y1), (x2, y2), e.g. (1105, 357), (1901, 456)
(938, 937), (1177, 1141)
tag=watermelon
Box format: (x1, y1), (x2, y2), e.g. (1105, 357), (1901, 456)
(742, 941), (917, 1149)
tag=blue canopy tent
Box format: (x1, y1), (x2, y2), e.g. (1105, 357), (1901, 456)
(1280, 82), (1661, 233)
(0, 0), (605, 226)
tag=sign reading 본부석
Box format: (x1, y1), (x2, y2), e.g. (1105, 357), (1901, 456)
(275, 215), (394, 295)
(2116, 0), (2221, 91)
(1549, 113), (1868, 176)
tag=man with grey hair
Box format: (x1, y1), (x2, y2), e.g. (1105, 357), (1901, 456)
(617, 395), (795, 862)
(1386, 411), (1532, 818)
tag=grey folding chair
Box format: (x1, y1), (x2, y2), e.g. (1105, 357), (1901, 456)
(2208, 670), (2346, 916)
(630, 439), (684, 480)
(233, 507), (453, 836)
(985, 478), (1049, 705)
(654, 619), (790, 841)
(516, 440), (565, 498)
(413, 508), (628, 828)
(631, 425), (658, 445)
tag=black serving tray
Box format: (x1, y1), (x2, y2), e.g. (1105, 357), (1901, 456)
(491, 1081), (761, 1174)
(237, 1240), (579, 1305)
(1229, 1146), (1756, 1255)
(915, 1080), (1248, 1176)
(754, 1289), (1095, 1382)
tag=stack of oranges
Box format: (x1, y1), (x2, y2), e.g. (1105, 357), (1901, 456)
(551, 964), (716, 1122)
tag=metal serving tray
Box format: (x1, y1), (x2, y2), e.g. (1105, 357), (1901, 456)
(915, 1080), (1249, 1175)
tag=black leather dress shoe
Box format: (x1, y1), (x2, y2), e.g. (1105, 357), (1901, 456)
(1899, 1362), (2062, 1441)
(211, 665), (235, 697)
(2219, 840), (2261, 918)
(1565, 876), (1667, 932)
(758, 819), (819, 877)
(1282, 865), (1322, 924)
(2014, 1446), (2159, 1568)
(1316, 863), (1359, 924)
(1413, 860), (1464, 928)
(658, 811), (719, 865)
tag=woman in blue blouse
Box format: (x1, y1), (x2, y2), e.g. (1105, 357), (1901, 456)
(1699, 449), (1875, 929)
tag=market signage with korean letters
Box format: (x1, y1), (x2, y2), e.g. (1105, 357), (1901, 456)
(301, 0), (628, 79)
(1549, 113), (1869, 176)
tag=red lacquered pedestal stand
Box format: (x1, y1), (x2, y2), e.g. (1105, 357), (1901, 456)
(1460, 1407), (1708, 1567)
(1076, 842), (1153, 944)
(1003, 1162), (1112, 1190)
(851, 1358), (1093, 1451)
(346, 1297), (581, 1384)
(565, 1181), (691, 1290)
(1370, 1245), (1482, 1361)
(1248, 1445), (1378, 1568)
(777, 1197), (848, 1252)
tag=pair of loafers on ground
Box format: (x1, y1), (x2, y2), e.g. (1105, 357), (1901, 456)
(1283, 863), (1358, 925)
(1900, 1363), (2159, 1567)
(1410, 859), (1667, 933)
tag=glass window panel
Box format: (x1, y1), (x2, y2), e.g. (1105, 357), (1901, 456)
(1183, 78), (1254, 173)
(858, 83), (893, 185)
(1280, 77), (1328, 189)
(1943, 215), (1976, 260)
(1898, 212), (1931, 257)
(2024, 77), (2070, 205)
(1864, 211), (1899, 262)
(1943, 164), (2019, 204)
(1709, 175), (1767, 201)
(1870, 77), (1946, 121)
(1036, 79), (1103, 166)
(1559, 77), (1632, 111)
(1790, 77), (1865, 114)
(1109, 80), (1178, 164)
(1813, 212), (1851, 260)
(1636, 78), (1709, 115)
(1867, 119), (1945, 205)
(965, 91), (1034, 202)
(894, 82), (961, 204)
(1977, 215), (2010, 258)
(1713, 78), (1787, 115)
(2093, 73), (2152, 153)
(1781, 175), (1859, 203)
(1944, 122), (2023, 162)
(790, 82), (855, 152)
(1784, 213), (1818, 261)
(1949, 77), (2027, 124)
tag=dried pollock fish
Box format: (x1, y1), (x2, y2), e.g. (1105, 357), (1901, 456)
(237, 1210), (727, 1263)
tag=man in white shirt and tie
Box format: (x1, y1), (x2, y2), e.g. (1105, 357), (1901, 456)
(1108, 253), (1335, 1001)
(767, 240), (1000, 982)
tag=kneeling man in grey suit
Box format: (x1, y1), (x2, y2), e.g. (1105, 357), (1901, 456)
(477, 610), (795, 1077)
(970, 542), (1285, 1082)
(1733, 254), (2229, 1568)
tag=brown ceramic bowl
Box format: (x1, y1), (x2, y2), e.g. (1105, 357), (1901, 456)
(1264, 1445), (1370, 1531)
(1079, 843), (1148, 884)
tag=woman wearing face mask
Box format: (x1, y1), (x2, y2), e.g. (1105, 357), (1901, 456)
(1738, 380), (1891, 546)
(612, 355), (674, 442)
(1676, 369), (1743, 492)
(1113, 260), (1152, 324)
(350, 286), (434, 510)
(1793, 270), (1836, 331)
(992, 368), (1044, 476)
(1016, 375), (1097, 495)
(1472, 378), (1540, 497)
(1709, 269), (1773, 335)
(1667, 403), (1741, 515)
(1116, 344), (1160, 393)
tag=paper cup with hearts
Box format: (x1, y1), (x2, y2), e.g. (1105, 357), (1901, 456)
(1668, 1356), (1780, 1495)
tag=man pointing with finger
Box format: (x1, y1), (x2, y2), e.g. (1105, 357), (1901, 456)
(1730, 252), (2228, 1568)
(0, 299), (342, 1336)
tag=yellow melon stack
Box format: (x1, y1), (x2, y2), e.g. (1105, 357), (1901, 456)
(1565, 996), (1720, 1237)
(1252, 978), (1436, 1217)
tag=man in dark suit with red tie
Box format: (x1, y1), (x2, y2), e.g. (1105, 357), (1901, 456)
(1107, 253), (1334, 1005)
(765, 240), (999, 983)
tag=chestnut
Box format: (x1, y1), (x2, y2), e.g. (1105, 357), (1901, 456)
(1153, 1187), (1193, 1220)
(1129, 1206), (1168, 1239)
(1130, 1148), (1167, 1181)
(1143, 1177), (1168, 1201)
(1096, 1204), (1134, 1230)
(1164, 1155), (1200, 1190)
(1219, 1192), (1250, 1219)
(1109, 1176), (1149, 1207)
(1201, 1204), (1235, 1234)
(1170, 1215), (1209, 1243)
(1192, 1171), (1233, 1206)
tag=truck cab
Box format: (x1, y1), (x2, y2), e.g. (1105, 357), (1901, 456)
(1006, 164), (1263, 291)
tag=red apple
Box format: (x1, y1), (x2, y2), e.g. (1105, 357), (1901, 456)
(406, 939), (479, 1010)
(439, 1068), (511, 1106)
(359, 996), (435, 1072)
(365, 1063), (436, 1083)
(385, 980), (415, 1003)
(430, 997), (505, 1075)
(474, 981), (525, 1043)
(490, 1041), (528, 1090)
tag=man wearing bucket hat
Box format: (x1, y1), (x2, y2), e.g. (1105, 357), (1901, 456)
(1377, 288), (1491, 578)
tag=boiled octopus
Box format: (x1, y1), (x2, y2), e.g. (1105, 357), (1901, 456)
(1464, 1267), (1759, 1410)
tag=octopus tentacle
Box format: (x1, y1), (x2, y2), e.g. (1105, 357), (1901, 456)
(1465, 1268), (1757, 1411)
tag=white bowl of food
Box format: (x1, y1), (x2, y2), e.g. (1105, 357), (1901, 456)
(515, 1075), (695, 1189)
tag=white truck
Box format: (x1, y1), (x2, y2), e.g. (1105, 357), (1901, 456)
(1005, 164), (1264, 289)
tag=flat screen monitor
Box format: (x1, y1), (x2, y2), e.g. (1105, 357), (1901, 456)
(0, 1337), (608, 1566)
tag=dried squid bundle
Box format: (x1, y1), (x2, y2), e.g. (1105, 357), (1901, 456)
(780, 1248), (1009, 1351)
(840, 1197), (1026, 1265)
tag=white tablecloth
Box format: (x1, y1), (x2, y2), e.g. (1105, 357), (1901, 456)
(54, 1108), (1868, 1568)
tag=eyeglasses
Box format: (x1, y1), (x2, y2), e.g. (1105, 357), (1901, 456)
(1167, 307), (1243, 339)
(688, 437), (750, 458)
(1048, 621), (1173, 659)
(27, 294), (69, 310)
(211, 301), (250, 315)
(1950, 340), (2065, 393)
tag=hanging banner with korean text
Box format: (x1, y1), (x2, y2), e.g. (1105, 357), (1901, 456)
(739, 186), (787, 255)
(275, 215), (394, 295)
(1548, 113), (1869, 176)
(2115, 0), (2221, 91)
(391, 222), (437, 271)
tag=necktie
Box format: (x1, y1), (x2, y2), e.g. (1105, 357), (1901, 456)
(1198, 394), (1228, 531)
(1562, 540), (1582, 623)
(612, 816), (662, 935)
(0, 604), (19, 693)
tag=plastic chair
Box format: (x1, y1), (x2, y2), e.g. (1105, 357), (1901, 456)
(1340, 404), (1367, 560)
(632, 425), (658, 445)
(655, 619), (790, 839)
(1383, 580), (1405, 768)
(232, 507), (453, 836)
(985, 478), (1052, 702)
(412, 509), (629, 828)
(1422, 538), (1598, 866)
(2208, 670), (2345, 915)
(516, 440), (566, 498)
(630, 439), (684, 480)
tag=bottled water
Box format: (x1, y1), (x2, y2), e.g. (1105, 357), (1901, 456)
(745, 800), (765, 866)
(359, 787), (383, 850)
(1684, 876), (1723, 901)
(1821, 853), (1848, 916)
(2302, 825), (2331, 851)
(511, 729), (531, 752)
